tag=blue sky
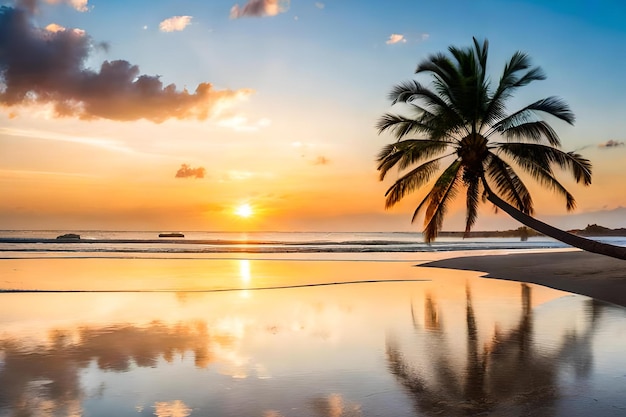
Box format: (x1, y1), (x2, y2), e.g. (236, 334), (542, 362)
(1, 0), (625, 231)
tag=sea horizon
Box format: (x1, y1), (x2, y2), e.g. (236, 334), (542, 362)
(2, 229), (625, 256)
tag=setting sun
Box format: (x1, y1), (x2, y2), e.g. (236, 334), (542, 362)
(235, 203), (253, 218)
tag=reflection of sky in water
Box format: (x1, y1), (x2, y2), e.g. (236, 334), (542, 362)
(0, 260), (625, 416)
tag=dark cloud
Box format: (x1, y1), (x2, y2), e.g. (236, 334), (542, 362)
(15, 0), (89, 13)
(230, 0), (289, 19)
(14, 0), (38, 13)
(0, 6), (252, 122)
(176, 164), (206, 179)
(598, 139), (625, 148)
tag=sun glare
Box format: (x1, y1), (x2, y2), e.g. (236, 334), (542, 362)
(235, 203), (253, 218)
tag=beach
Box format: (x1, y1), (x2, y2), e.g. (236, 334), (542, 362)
(422, 249), (626, 308)
(2, 233), (626, 416)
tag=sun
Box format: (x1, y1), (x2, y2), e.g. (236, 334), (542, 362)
(235, 203), (253, 218)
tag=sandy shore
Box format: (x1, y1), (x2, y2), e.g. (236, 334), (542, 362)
(422, 250), (626, 308)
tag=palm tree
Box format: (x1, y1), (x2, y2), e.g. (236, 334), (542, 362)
(377, 38), (626, 260)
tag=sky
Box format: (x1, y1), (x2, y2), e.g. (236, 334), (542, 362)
(1, 0), (625, 232)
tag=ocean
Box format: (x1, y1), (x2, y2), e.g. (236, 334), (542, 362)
(3, 229), (625, 257)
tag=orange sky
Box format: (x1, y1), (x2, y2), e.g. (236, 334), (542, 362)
(2, 110), (625, 232)
(1, 1), (626, 232)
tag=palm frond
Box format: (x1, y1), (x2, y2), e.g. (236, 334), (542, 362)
(384, 157), (446, 208)
(490, 97), (575, 136)
(386, 81), (469, 140)
(411, 160), (463, 242)
(495, 146), (585, 210)
(464, 178), (481, 236)
(472, 37), (488, 82)
(527, 97), (575, 123)
(417, 51), (481, 131)
(430, 44), (490, 130)
(485, 153), (534, 214)
(480, 52), (545, 129)
(499, 120), (561, 146)
(376, 113), (435, 139)
(496, 142), (592, 185)
(388, 80), (448, 110)
(528, 167), (578, 211)
(416, 53), (456, 80)
(377, 139), (452, 180)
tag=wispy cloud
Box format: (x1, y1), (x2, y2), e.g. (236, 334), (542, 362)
(230, 0), (289, 19)
(599, 139), (625, 148)
(0, 7), (253, 123)
(159, 16), (193, 32)
(175, 164), (206, 179)
(219, 170), (275, 182)
(217, 116), (271, 132)
(0, 168), (99, 179)
(386, 34), (406, 45)
(221, 170), (255, 181)
(315, 2), (325, 9)
(0, 127), (136, 154)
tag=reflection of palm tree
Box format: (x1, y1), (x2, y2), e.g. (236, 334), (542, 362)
(387, 283), (599, 416)
(377, 37), (626, 260)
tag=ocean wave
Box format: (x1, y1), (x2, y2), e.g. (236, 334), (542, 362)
(0, 242), (566, 254)
(1, 231), (624, 257)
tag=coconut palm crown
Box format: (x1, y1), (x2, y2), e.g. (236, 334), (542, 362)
(377, 37), (593, 243)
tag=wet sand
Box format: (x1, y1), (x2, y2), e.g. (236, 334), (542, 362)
(421, 250), (626, 308)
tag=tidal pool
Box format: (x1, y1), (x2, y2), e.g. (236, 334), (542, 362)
(1, 259), (625, 416)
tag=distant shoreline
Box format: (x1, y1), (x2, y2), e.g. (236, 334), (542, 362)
(440, 224), (626, 238)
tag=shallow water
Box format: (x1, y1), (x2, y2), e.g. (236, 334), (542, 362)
(1, 258), (626, 416)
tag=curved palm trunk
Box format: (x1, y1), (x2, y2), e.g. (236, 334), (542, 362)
(485, 191), (626, 261)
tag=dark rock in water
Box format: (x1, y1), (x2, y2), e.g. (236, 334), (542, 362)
(159, 232), (185, 238)
(56, 233), (81, 240)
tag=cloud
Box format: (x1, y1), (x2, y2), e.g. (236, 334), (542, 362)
(45, 22), (65, 32)
(0, 6), (253, 122)
(17, 0), (89, 12)
(315, 2), (324, 9)
(599, 139), (625, 148)
(0, 127), (136, 154)
(230, 0), (289, 19)
(55, 0), (89, 12)
(176, 164), (206, 179)
(313, 156), (330, 165)
(217, 116), (271, 131)
(221, 170), (255, 181)
(159, 16), (192, 32)
(386, 34), (406, 45)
